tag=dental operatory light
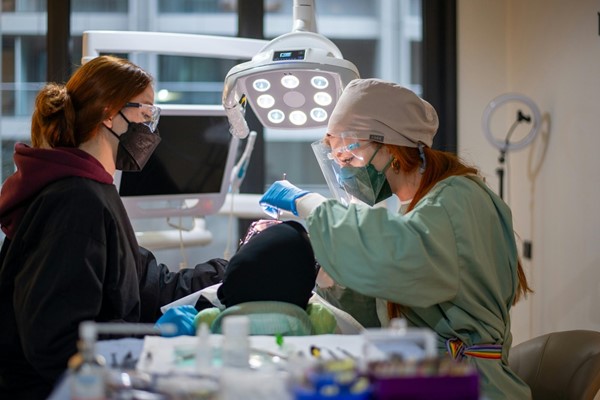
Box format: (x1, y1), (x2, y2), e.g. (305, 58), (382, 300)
(222, 0), (360, 139)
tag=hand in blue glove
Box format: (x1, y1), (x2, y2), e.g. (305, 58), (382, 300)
(154, 305), (198, 337)
(259, 180), (310, 216)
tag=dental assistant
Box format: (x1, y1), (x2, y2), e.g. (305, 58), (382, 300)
(260, 78), (533, 399)
(0, 56), (226, 399)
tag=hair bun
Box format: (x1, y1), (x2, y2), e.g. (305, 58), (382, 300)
(37, 83), (70, 118)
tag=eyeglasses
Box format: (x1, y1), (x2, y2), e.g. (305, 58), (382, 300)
(124, 102), (161, 133)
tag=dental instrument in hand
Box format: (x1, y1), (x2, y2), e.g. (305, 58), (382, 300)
(261, 173), (288, 219)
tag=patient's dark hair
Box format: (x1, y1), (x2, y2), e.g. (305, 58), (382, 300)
(217, 220), (318, 309)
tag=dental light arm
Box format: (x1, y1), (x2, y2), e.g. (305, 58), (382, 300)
(292, 0), (318, 32)
(82, 30), (266, 64)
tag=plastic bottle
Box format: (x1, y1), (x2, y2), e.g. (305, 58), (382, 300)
(195, 322), (213, 373)
(221, 315), (250, 369)
(69, 321), (107, 400)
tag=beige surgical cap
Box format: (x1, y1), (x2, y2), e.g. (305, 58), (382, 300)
(327, 78), (439, 148)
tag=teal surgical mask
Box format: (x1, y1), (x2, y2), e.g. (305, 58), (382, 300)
(338, 145), (393, 206)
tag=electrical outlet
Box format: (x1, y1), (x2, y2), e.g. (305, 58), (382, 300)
(523, 241), (532, 259)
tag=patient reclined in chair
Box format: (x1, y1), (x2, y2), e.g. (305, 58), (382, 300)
(197, 220), (339, 336)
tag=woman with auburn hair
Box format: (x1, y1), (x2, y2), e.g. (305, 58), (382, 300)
(0, 55), (226, 399)
(260, 78), (533, 399)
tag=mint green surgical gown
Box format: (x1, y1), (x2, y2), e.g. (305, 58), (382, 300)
(306, 175), (532, 400)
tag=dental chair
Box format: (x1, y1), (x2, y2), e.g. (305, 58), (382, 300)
(508, 330), (600, 400)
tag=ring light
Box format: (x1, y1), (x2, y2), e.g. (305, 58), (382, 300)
(481, 93), (542, 200)
(482, 93), (541, 152)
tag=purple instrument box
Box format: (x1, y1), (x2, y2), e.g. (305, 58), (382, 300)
(370, 372), (479, 400)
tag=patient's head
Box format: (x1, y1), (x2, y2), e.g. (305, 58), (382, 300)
(217, 220), (318, 309)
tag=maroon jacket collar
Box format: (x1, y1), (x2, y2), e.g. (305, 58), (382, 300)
(0, 143), (113, 239)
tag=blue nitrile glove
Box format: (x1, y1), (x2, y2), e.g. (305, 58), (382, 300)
(260, 180), (310, 216)
(154, 305), (198, 337)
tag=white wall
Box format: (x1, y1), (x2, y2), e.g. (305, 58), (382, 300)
(458, 0), (600, 344)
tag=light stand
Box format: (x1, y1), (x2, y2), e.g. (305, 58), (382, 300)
(482, 93), (541, 200)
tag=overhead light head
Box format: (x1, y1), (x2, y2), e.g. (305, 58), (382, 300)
(223, 0), (360, 138)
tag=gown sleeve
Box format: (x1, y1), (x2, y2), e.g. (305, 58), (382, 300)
(306, 192), (460, 309)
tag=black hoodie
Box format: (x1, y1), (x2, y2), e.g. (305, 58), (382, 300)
(0, 143), (226, 399)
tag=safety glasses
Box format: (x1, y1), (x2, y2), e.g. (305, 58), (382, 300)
(326, 140), (373, 166)
(124, 102), (161, 133)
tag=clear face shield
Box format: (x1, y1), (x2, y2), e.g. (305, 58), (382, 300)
(311, 133), (393, 206)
